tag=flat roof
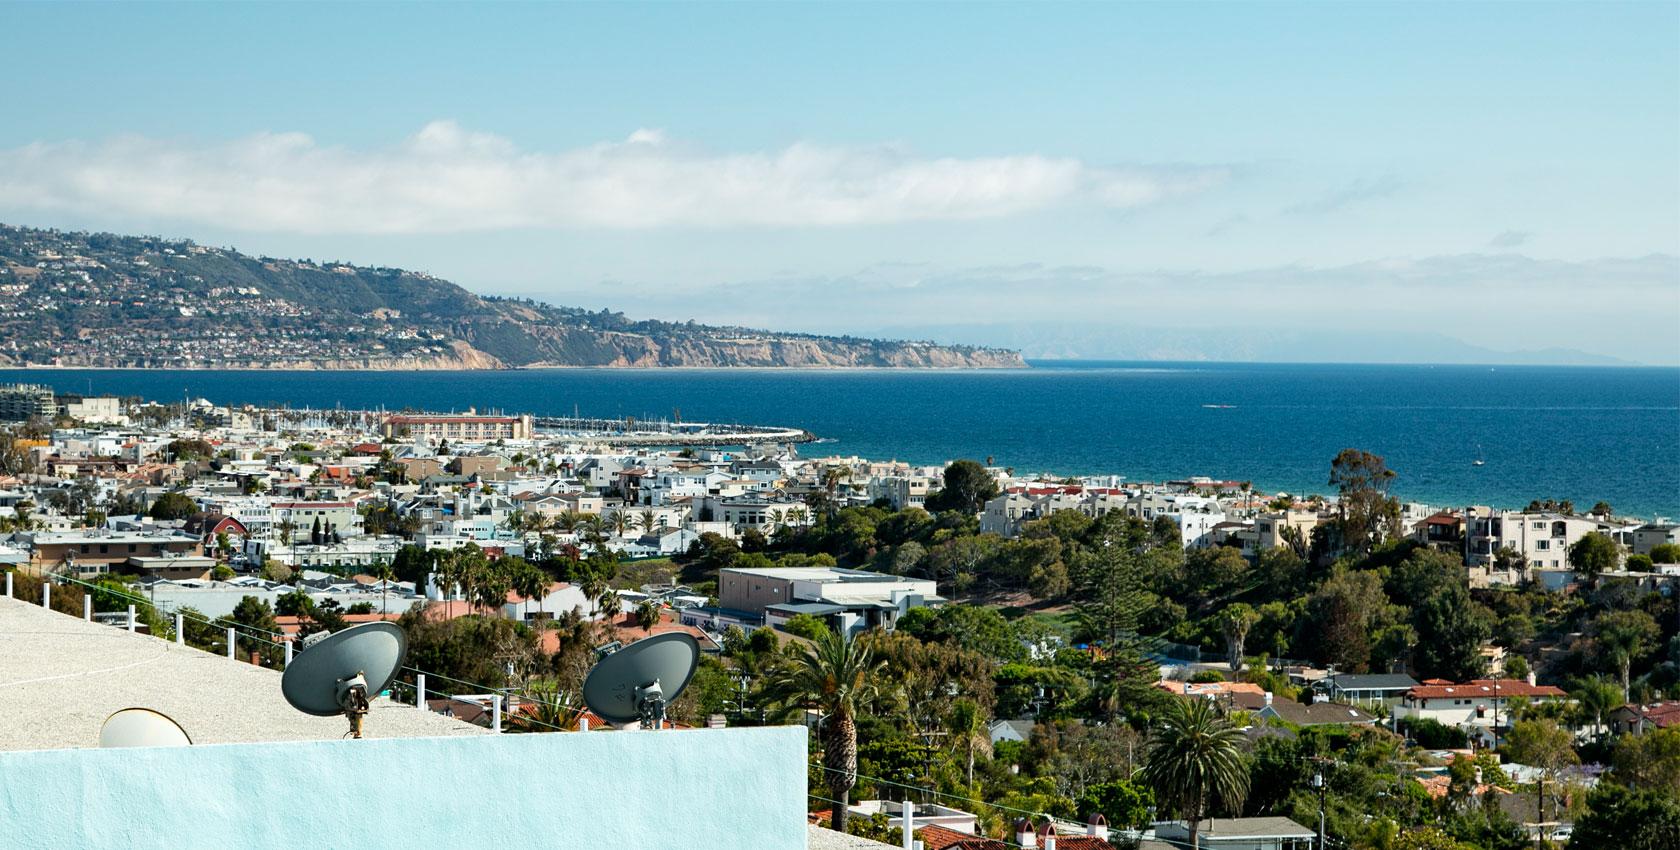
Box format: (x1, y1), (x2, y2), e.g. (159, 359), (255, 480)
(0, 596), (483, 752)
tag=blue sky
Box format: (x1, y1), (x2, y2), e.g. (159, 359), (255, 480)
(2, 2), (1676, 363)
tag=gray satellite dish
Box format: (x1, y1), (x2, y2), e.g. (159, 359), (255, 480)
(583, 632), (699, 729)
(100, 707), (192, 748)
(281, 622), (406, 738)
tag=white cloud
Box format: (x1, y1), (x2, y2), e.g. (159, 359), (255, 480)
(0, 121), (1226, 233)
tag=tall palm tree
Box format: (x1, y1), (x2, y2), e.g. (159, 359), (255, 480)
(373, 563), (396, 616)
(787, 506), (807, 527)
(639, 509), (658, 536)
(514, 561), (550, 622)
(777, 630), (882, 833)
(581, 574), (608, 618)
(1142, 697), (1250, 849)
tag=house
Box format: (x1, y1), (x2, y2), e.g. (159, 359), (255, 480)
(126, 555), (217, 581)
(1631, 523), (1680, 556)
(1151, 817), (1316, 850)
(1464, 510), (1607, 571)
(1609, 701), (1680, 735)
(1395, 679), (1569, 745)
(1316, 673), (1418, 706)
(919, 817), (1115, 850)
(988, 719), (1035, 744)
(1235, 691), (1377, 727)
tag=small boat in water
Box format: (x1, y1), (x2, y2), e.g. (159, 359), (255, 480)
(1473, 444), (1486, 466)
(1202, 404), (1236, 409)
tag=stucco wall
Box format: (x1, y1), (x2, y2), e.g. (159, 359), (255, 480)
(0, 726), (806, 850)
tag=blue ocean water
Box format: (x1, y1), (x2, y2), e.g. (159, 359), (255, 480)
(4, 362), (1677, 518)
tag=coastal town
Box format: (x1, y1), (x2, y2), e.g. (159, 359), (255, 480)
(2, 381), (1675, 849)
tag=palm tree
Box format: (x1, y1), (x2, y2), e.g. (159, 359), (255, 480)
(1572, 676), (1624, 744)
(769, 508), (786, 532)
(556, 510), (582, 535)
(787, 506), (807, 527)
(597, 589), (621, 623)
(639, 509), (658, 536)
(777, 630), (882, 833)
(1142, 697), (1250, 849)
(373, 563), (396, 616)
(514, 561), (550, 622)
(608, 510), (631, 539)
(635, 599), (661, 632)
(581, 574), (608, 618)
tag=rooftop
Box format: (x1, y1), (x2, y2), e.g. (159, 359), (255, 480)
(0, 596), (482, 752)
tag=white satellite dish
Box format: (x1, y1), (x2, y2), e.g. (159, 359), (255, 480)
(281, 622), (406, 739)
(100, 707), (192, 748)
(583, 632), (700, 730)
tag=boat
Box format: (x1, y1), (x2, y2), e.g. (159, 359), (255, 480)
(1202, 404), (1236, 409)
(1473, 444), (1486, 466)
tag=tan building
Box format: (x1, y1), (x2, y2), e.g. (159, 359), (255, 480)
(20, 530), (202, 576)
(382, 414), (533, 442)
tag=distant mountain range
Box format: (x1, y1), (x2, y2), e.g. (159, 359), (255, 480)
(0, 223), (1023, 370)
(868, 322), (1643, 367)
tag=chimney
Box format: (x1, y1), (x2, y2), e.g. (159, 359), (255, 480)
(1037, 821), (1057, 850)
(1264, 691), (1273, 707)
(1527, 670), (1537, 686)
(1086, 813), (1109, 841)
(1015, 818), (1036, 848)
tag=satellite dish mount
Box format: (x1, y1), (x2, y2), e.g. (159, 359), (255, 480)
(281, 623), (406, 740)
(584, 633), (699, 731)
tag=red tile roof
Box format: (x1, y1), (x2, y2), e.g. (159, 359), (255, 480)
(1406, 679), (1567, 700)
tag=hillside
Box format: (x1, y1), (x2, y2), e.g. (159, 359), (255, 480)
(0, 224), (1024, 370)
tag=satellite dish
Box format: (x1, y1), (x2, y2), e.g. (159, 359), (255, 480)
(100, 707), (192, 748)
(281, 622), (406, 739)
(583, 632), (699, 729)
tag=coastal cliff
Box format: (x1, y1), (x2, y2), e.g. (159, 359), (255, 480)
(0, 223), (1024, 370)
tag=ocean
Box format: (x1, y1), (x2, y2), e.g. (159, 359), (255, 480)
(4, 362), (1677, 518)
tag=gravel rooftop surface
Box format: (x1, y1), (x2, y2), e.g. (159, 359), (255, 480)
(0, 596), (485, 751)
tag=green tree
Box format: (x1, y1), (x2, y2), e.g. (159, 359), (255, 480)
(1327, 448), (1401, 557)
(1568, 532), (1620, 578)
(1077, 779), (1155, 831)
(634, 599), (662, 632)
(1592, 609), (1659, 700)
(781, 612), (832, 641)
(777, 630), (882, 833)
(1142, 697), (1250, 849)
(1501, 719), (1579, 774)
(1219, 603), (1260, 671)
(924, 460), (999, 516)
(1610, 726), (1680, 796)
(1569, 785), (1680, 850)
(1570, 676), (1624, 744)
(1413, 581), (1491, 681)
(147, 492), (197, 521)
(1648, 542), (1680, 564)
(229, 595), (281, 665)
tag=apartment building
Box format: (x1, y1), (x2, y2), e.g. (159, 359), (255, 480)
(381, 413), (534, 442)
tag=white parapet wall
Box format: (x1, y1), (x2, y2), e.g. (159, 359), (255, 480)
(0, 726), (807, 850)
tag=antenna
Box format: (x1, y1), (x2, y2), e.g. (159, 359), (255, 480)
(100, 707), (192, 748)
(281, 622), (406, 739)
(583, 633), (700, 730)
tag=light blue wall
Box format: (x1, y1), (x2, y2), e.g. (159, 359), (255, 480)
(0, 727), (806, 850)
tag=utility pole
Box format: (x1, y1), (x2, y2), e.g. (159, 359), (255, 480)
(1312, 762), (1328, 850)
(1536, 773), (1544, 850)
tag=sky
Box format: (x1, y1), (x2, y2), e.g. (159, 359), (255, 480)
(1, 2), (1676, 364)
